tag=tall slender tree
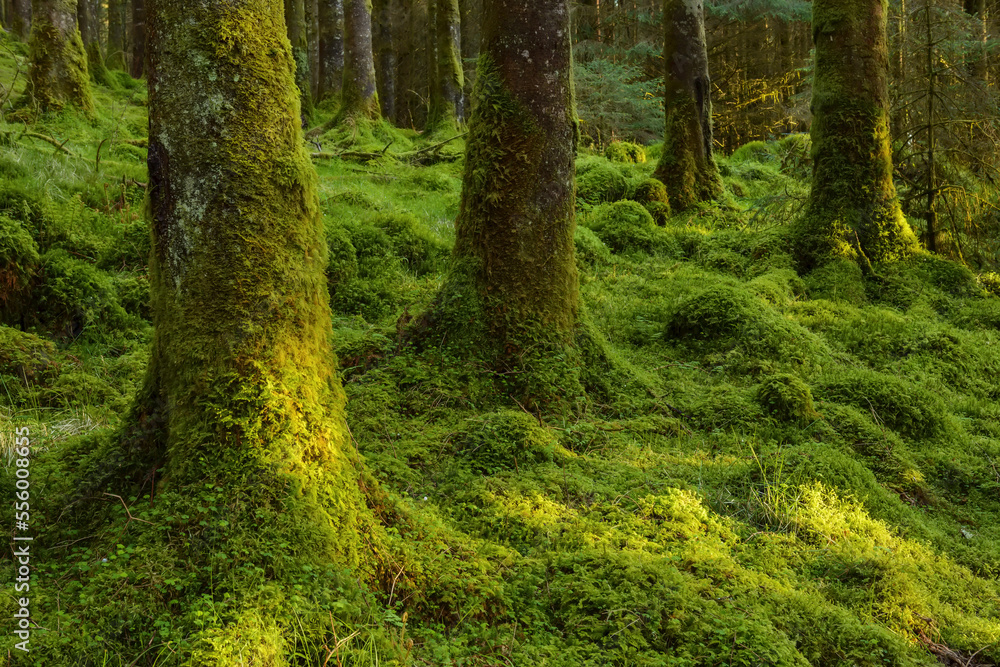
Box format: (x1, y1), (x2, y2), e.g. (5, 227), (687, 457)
(433, 0), (579, 404)
(106, 0), (125, 69)
(129, 0), (144, 77)
(652, 0), (722, 210)
(340, 0), (379, 119)
(26, 0), (93, 113)
(373, 0), (396, 119)
(285, 0), (312, 118)
(797, 0), (919, 265)
(428, 0), (463, 128)
(76, 0), (106, 82)
(317, 0), (344, 101)
(9, 0), (30, 39)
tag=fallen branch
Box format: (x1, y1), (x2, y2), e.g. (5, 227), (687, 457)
(21, 131), (74, 155)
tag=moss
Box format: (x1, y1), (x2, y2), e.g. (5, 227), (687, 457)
(576, 161), (628, 205)
(584, 200), (659, 254)
(0, 214), (40, 317)
(758, 373), (819, 422)
(35, 248), (132, 338)
(604, 140), (646, 164)
(574, 226), (611, 268)
(459, 410), (557, 474)
(803, 258), (868, 304)
(371, 211), (450, 275)
(815, 367), (953, 442)
(667, 283), (828, 365)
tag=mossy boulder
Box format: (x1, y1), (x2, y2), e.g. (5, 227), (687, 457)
(632, 177), (672, 224)
(459, 410), (557, 474)
(577, 162), (628, 205)
(804, 258), (867, 304)
(604, 141), (646, 164)
(758, 373), (819, 422)
(585, 200), (658, 254)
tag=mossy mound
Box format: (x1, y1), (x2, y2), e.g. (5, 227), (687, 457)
(667, 283), (828, 364)
(758, 373), (819, 422)
(576, 159), (628, 205)
(814, 367), (953, 443)
(584, 200), (658, 254)
(603, 140), (646, 164)
(458, 410), (558, 474)
(574, 226), (612, 267)
(0, 213), (39, 314)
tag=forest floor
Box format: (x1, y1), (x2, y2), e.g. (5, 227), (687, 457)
(2, 32), (1000, 667)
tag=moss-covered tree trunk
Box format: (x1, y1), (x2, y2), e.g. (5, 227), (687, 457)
(797, 0), (918, 265)
(340, 0), (379, 119)
(145, 0), (367, 567)
(434, 0), (579, 405)
(26, 0), (93, 113)
(106, 0), (125, 69)
(317, 0), (344, 101)
(428, 0), (463, 129)
(374, 0), (396, 120)
(128, 0), (143, 77)
(285, 0), (313, 118)
(652, 0), (722, 210)
(76, 0), (106, 83)
(9, 0), (31, 39)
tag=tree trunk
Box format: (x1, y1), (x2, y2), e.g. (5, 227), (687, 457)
(76, 0), (106, 82)
(435, 0), (579, 406)
(285, 0), (313, 119)
(134, 0), (374, 654)
(652, 0), (722, 211)
(372, 0), (395, 120)
(798, 0), (918, 265)
(26, 0), (93, 113)
(340, 0), (379, 120)
(317, 0), (344, 101)
(307, 0), (320, 99)
(459, 0), (480, 106)
(129, 0), (143, 77)
(9, 0), (30, 39)
(428, 0), (463, 128)
(106, 0), (125, 69)
(964, 0), (988, 81)
(146, 0), (364, 551)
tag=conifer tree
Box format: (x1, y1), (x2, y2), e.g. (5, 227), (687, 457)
(106, 0), (125, 69)
(797, 0), (919, 265)
(433, 0), (579, 405)
(652, 0), (723, 210)
(428, 0), (463, 128)
(26, 0), (93, 113)
(341, 0), (380, 119)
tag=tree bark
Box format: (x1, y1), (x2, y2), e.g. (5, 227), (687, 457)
(317, 0), (344, 101)
(459, 0), (480, 103)
(340, 0), (379, 119)
(129, 0), (143, 77)
(652, 0), (722, 210)
(428, 0), (463, 128)
(434, 0), (579, 405)
(26, 0), (93, 113)
(106, 0), (125, 69)
(797, 0), (919, 265)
